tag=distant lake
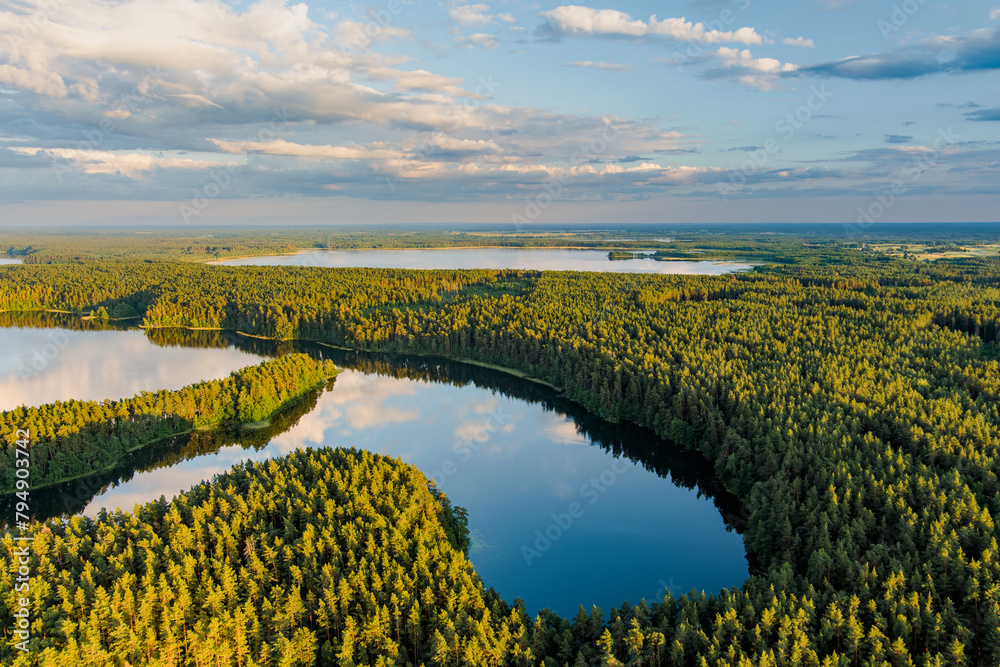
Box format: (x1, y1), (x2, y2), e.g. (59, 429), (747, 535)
(0, 324), (750, 617)
(0, 257), (22, 265)
(213, 248), (753, 274)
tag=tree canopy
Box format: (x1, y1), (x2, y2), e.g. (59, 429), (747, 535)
(0, 354), (337, 492)
(1, 248), (1000, 665)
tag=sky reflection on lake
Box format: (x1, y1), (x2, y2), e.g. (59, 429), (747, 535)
(0, 326), (748, 617)
(214, 248), (752, 274)
(86, 368), (748, 616)
(0, 327), (266, 411)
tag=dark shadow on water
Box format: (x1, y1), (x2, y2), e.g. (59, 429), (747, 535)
(0, 311), (137, 331)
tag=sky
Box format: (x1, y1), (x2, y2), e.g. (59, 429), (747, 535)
(0, 0), (999, 226)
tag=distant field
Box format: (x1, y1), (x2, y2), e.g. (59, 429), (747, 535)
(871, 242), (1000, 260)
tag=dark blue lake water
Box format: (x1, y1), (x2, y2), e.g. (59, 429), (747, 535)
(0, 324), (749, 617)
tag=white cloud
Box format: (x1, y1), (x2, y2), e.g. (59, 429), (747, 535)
(0, 0), (718, 205)
(459, 32), (499, 49)
(545, 419), (588, 446)
(478, 161), (715, 185)
(227, 134), (503, 169)
(565, 60), (633, 72)
(450, 4), (493, 26)
(715, 47), (798, 73)
(419, 134), (504, 156)
(1, 0), (321, 75)
(167, 93), (225, 109)
(210, 139), (405, 160)
(817, 0), (856, 11)
(454, 419), (491, 441)
(541, 5), (765, 45)
(782, 37), (816, 48)
(0, 0), (489, 132)
(344, 404), (420, 430)
(325, 373), (420, 430)
(448, 3), (517, 27)
(600, 162), (662, 173)
(706, 47), (799, 89)
(11, 147), (223, 178)
(335, 19), (412, 49)
(365, 67), (473, 97)
(0, 65), (68, 98)
(991, 8), (1000, 20)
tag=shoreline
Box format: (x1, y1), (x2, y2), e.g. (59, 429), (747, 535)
(1, 372), (336, 495)
(0, 316), (745, 537)
(201, 248), (322, 264)
(8, 249), (754, 269)
(137, 323), (565, 391)
(203, 246), (742, 265)
(0, 308), (141, 322)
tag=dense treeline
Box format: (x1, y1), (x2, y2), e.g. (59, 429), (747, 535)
(0, 229), (662, 264)
(0, 354), (337, 492)
(0, 376), (330, 521)
(3, 252), (1000, 664)
(0, 262), (510, 328)
(5, 327), (746, 535)
(0, 449), (494, 666)
(2, 225), (997, 265)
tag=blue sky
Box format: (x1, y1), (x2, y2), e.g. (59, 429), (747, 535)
(0, 0), (998, 225)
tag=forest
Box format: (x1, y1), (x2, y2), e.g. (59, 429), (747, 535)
(1, 449), (482, 666)
(0, 244), (999, 665)
(0, 369), (333, 521)
(0, 228), (661, 264)
(3, 224), (997, 265)
(0, 354), (337, 493)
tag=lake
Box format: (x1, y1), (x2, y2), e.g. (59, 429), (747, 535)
(0, 323), (266, 411)
(0, 324), (750, 617)
(213, 248), (753, 274)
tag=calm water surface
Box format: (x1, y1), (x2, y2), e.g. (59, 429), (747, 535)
(0, 325), (749, 616)
(214, 248), (752, 274)
(0, 325), (266, 411)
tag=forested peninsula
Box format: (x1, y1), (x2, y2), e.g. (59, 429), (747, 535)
(1, 253), (999, 665)
(1, 449), (479, 666)
(0, 354), (337, 493)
